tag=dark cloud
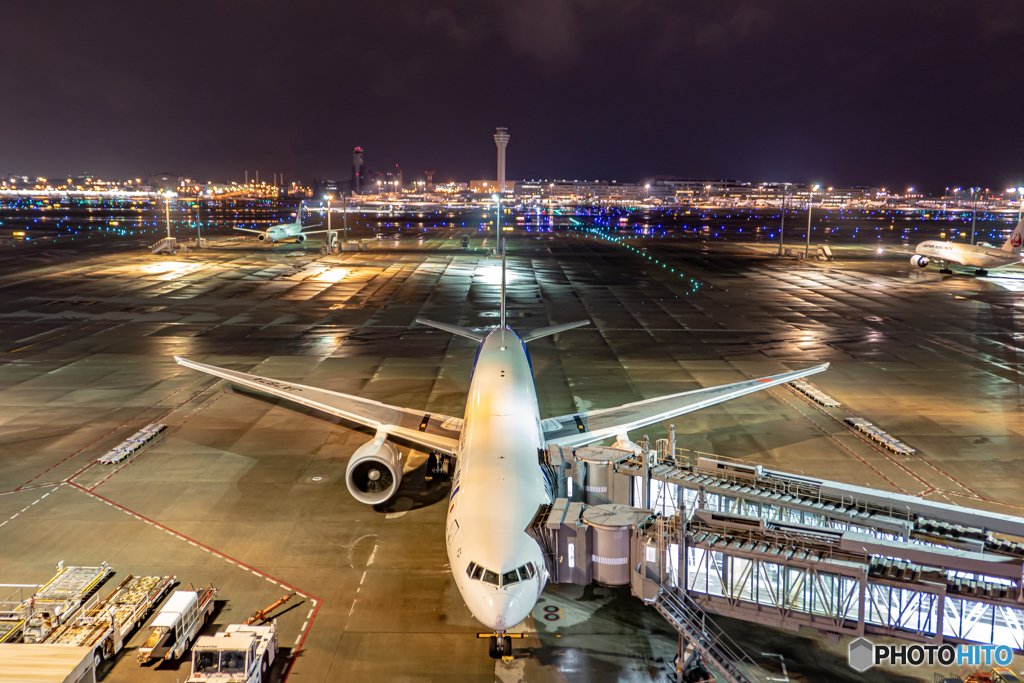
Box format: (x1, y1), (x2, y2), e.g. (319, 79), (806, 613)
(1, 1), (1023, 191)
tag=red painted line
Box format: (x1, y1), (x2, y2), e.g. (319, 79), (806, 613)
(68, 482), (321, 679)
(769, 388), (906, 492)
(781, 384), (1024, 512)
(90, 388), (230, 491)
(16, 373), (209, 490)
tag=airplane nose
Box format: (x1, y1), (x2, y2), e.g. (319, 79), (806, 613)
(480, 593), (522, 630)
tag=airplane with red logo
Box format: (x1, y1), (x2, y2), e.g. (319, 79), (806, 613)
(909, 218), (1024, 275)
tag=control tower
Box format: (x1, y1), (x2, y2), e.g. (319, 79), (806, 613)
(352, 147), (364, 194)
(494, 127), (510, 192)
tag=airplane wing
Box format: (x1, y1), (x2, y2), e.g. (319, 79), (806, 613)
(543, 363), (829, 449)
(174, 356), (461, 455)
(233, 227), (265, 234)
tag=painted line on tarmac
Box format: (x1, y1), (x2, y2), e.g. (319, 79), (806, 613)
(17, 372), (210, 490)
(768, 387), (908, 492)
(88, 386), (230, 491)
(67, 482), (322, 681)
(0, 484), (63, 531)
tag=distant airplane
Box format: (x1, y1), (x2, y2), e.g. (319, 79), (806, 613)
(910, 218), (1024, 275)
(174, 243), (828, 659)
(234, 202), (325, 244)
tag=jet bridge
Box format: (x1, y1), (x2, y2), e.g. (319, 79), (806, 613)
(535, 440), (1024, 681)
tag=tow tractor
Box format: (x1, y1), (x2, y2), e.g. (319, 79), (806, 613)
(138, 583), (217, 663)
(187, 620), (278, 683)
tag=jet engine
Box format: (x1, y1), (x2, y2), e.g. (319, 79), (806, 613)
(910, 255), (929, 268)
(257, 233), (267, 242)
(345, 434), (402, 505)
(296, 233), (307, 243)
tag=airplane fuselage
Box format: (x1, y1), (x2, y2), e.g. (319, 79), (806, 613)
(446, 328), (550, 632)
(915, 241), (1020, 269)
(262, 222), (307, 242)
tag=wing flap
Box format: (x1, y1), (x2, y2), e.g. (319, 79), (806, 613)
(545, 363), (829, 449)
(174, 356), (460, 454)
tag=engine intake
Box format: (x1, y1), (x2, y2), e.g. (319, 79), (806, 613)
(346, 435), (402, 505)
(910, 255), (929, 268)
(257, 233), (267, 242)
(296, 233), (307, 243)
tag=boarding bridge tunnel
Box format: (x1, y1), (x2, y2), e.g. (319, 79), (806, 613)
(532, 442), (1024, 681)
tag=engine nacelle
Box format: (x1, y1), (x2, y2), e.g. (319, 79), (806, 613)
(257, 233), (267, 242)
(296, 233), (307, 243)
(346, 435), (402, 505)
(910, 255), (929, 268)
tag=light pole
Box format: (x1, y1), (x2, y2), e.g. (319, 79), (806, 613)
(164, 192), (173, 239)
(492, 193), (501, 248)
(805, 185), (819, 259)
(326, 196), (332, 250)
(969, 187), (979, 245)
(778, 189), (789, 255)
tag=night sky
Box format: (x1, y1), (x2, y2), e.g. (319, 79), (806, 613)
(3, 1), (1023, 192)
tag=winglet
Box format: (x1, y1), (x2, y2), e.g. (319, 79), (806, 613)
(415, 317), (486, 342)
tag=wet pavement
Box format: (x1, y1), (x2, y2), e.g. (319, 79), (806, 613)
(0, 229), (1022, 682)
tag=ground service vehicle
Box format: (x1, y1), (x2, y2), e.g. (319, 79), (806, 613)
(187, 620), (278, 683)
(43, 574), (175, 670)
(138, 584), (217, 663)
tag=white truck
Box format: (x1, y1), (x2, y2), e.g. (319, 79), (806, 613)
(138, 583), (217, 663)
(187, 620), (278, 683)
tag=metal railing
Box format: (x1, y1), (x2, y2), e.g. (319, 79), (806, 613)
(655, 588), (773, 683)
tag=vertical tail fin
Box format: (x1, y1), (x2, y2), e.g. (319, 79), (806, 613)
(296, 202), (304, 225)
(499, 238), (506, 329)
(1001, 218), (1024, 254)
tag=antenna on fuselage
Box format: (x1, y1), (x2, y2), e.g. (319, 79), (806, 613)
(500, 238), (506, 350)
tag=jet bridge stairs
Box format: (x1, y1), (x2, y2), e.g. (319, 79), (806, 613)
(532, 441), (1024, 682)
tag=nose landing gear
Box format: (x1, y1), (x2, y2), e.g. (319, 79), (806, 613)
(479, 632), (523, 660)
(488, 633), (512, 660)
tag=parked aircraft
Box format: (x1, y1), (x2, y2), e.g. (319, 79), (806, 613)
(910, 218), (1024, 275)
(234, 202), (325, 244)
(174, 243), (828, 658)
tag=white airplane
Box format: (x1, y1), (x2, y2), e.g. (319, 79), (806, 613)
(173, 246), (828, 659)
(909, 218), (1024, 275)
(234, 202), (325, 244)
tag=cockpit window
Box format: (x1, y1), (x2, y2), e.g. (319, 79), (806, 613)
(468, 562), (536, 586)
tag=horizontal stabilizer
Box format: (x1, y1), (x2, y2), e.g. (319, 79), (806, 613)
(415, 317), (486, 342)
(521, 320), (590, 343)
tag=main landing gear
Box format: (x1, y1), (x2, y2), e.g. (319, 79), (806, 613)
(424, 452), (452, 481)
